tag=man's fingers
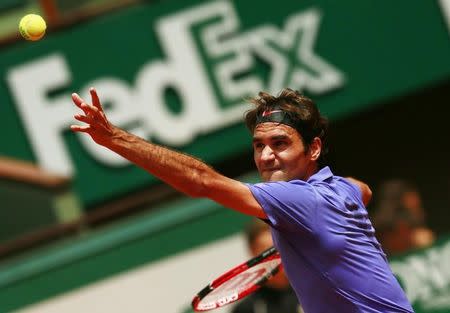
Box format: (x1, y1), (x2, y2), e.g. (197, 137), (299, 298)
(71, 93), (85, 109)
(70, 124), (91, 133)
(74, 114), (94, 124)
(90, 88), (103, 111)
(72, 93), (94, 116)
(80, 102), (100, 117)
(72, 92), (100, 116)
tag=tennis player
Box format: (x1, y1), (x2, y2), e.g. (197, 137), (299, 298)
(71, 88), (413, 313)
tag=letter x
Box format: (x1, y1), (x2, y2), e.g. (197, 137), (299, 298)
(247, 8), (345, 94)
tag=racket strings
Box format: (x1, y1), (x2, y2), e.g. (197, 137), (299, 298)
(197, 259), (281, 310)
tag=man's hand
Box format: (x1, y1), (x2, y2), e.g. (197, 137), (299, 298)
(71, 87), (116, 146)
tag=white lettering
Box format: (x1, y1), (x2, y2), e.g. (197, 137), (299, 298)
(439, 0), (450, 35)
(136, 2), (227, 146)
(200, 2), (262, 100)
(202, 6), (345, 99)
(7, 1), (346, 175)
(217, 292), (238, 307)
(7, 54), (75, 176)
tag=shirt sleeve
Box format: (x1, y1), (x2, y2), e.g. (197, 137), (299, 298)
(247, 181), (317, 233)
(339, 177), (365, 207)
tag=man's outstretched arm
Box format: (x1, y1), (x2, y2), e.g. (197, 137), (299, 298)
(346, 177), (372, 206)
(71, 88), (266, 219)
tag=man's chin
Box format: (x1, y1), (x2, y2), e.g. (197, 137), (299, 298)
(262, 171), (287, 182)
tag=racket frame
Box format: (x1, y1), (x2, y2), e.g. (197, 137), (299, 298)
(191, 246), (281, 311)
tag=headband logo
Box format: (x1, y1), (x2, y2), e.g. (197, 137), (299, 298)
(261, 110), (282, 117)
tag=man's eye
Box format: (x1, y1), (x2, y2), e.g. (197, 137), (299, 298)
(274, 141), (286, 147)
(254, 143), (264, 149)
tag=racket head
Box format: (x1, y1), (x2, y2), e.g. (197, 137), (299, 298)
(191, 246), (281, 311)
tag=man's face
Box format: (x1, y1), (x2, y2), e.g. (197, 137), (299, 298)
(253, 122), (316, 182)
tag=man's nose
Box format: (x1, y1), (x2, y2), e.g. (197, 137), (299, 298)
(261, 146), (275, 161)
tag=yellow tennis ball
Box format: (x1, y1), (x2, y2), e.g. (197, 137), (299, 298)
(19, 14), (47, 41)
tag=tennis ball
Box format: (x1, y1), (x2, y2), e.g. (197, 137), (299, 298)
(19, 14), (47, 41)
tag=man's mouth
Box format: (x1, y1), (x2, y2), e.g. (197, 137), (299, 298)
(263, 168), (280, 172)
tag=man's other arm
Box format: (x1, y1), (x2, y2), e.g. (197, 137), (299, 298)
(346, 177), (372, 206)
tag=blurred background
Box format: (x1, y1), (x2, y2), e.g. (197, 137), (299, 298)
(0, 0), (449, 312)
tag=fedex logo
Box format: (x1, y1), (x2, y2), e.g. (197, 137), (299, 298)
(6, 1), (344, 177)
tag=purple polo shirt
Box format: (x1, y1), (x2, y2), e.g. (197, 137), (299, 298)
(247, 167), (413, 313)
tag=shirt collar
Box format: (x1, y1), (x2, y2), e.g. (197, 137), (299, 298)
(307, 166), (333, 183)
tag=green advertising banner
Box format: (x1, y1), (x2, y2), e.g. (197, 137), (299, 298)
(1, 0), (450, 207)
(391, 236), (450, 313)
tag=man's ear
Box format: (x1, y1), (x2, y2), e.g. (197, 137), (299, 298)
(309, 137), (322, 161)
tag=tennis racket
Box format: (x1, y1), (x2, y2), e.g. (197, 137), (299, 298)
(191, 246), (282, 311)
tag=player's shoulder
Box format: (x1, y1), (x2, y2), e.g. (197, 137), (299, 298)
(252, 179), (316, 197)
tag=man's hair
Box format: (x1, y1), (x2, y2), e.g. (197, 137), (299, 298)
(244, 218), (270, 247)
(244, 88), (329, 167)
